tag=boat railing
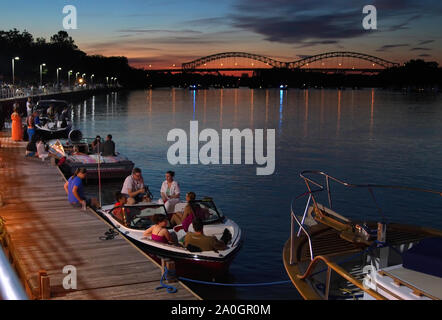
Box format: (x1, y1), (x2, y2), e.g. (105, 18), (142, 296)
(296, 255), (386, 300)
(290, 170), (442, 264)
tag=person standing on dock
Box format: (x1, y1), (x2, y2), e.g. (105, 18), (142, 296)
(101, 134), (116, 156)
(26, 97), (33, 116)
(159, 171), (180, 213)
(26, 112), (36, 142)
(11, 105), (23, 141)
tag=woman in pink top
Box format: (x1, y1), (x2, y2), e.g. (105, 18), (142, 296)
(143, 214), (175, 244)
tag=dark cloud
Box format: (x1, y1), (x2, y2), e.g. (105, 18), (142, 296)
(410, 47), (431, 51)
(230, 0), (442, 46)
(376, 44), (409, 52)
(417, 40), (435, 45)
(116, 29), (203, 34)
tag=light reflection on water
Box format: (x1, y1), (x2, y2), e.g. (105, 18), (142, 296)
(75, 88), (442, 300)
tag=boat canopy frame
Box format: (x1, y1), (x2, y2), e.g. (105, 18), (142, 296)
(290, 170), (442, 263)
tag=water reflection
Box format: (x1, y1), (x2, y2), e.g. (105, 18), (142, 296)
(76, 88), (442, 300)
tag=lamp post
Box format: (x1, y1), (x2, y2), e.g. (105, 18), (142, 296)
(68, 70), (73, 88)
(12, 57), (20, 85)
(90, 74), (95, 87)
(56, 67), (62, 88)
(75, 72), (80, 84)
(106, 76), (109, 86)
(39, 63), (46, 87)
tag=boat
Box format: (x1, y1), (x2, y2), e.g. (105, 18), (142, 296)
(34, 100), (73, 140)
(47, 137), (134, 181)
(283, 170), (442, 300)
(96, 198), (242, 277)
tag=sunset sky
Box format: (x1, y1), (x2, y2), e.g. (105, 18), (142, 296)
(1, 0), (441, 68)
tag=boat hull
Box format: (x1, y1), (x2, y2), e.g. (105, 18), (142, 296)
(128, 237), (241, 278)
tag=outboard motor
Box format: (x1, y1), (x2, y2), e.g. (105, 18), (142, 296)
(68, 129), (83, 143)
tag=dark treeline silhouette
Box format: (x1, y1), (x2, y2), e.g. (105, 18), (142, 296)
(0, 29), (146, 88)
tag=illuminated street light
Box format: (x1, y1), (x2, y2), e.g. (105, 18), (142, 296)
(12, 57), (20, 85)
(40, 63), (46, 87)
(68, 70), (73, 87)
(56, 67), (62, 87)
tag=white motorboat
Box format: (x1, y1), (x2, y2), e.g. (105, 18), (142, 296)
(96, 198), (242, 277)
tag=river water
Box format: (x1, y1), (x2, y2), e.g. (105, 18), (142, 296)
(75, 88), (442, 300)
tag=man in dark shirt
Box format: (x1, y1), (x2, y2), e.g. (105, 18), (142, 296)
(184, 218), (227, 252)
(101, 134), (116, 156)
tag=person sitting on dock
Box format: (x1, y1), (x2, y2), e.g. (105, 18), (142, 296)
(64, 168), (98, 209)
(143, 214), (176, 244)
(121, 168), (150, 205)
(112, 192), (130, 224)
(184, 218), (226, 252)
(101, 134), (116, 156)
(158, 171), (180, 213)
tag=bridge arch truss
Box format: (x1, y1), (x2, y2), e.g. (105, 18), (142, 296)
(182, 51), (400, 70)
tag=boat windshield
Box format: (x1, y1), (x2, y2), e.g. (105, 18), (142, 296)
(109, 204), (168, 230)
(191, 199), (224, 224)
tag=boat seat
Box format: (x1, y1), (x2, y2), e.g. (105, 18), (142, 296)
(174, 202), (187, 213)
(403, 237), (442, 278)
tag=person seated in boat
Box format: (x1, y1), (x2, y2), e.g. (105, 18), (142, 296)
(121, 168), (151, 205)
(184, 218), (226, 252)
(112, 192), (130, 224)
(143, 214), (176, 245)
(64, 168), (99, 209)
(46, 105), (55, 121)
(71, 145), (86, 156)
(170, 192), (210, 230)
(91, 135), (101, 154)
(158, 171), (180, 213)
(101, 134), (116, 156)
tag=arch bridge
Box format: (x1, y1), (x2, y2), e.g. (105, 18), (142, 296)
(182, 51), (400, 70)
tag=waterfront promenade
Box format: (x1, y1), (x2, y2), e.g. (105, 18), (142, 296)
(0, 132), (198, 300)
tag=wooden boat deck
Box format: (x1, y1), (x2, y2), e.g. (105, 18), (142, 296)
(0, 134), (199, 300)
(284, 208), (442, 300)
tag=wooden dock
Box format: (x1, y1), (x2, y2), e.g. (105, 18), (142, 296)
(0, 134), (199, 300)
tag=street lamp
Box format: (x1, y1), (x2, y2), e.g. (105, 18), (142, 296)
(12, 57), (20, 85)
(68, 70), (73, 87)
(39, 63), (46, 87)
(106, 76), (109, 86)
(57, 67), (62, 88)
(75, 72), (80, 83)
(90, 74), (95, 86)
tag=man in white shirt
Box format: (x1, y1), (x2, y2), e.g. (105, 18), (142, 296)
(121, 168), (150, 204)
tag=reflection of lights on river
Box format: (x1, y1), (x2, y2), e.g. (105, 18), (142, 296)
(193, 90), (196, 120)
(279, 89), (284, 133)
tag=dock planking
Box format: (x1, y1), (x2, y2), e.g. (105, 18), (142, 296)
(0, 134), (199, 300)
